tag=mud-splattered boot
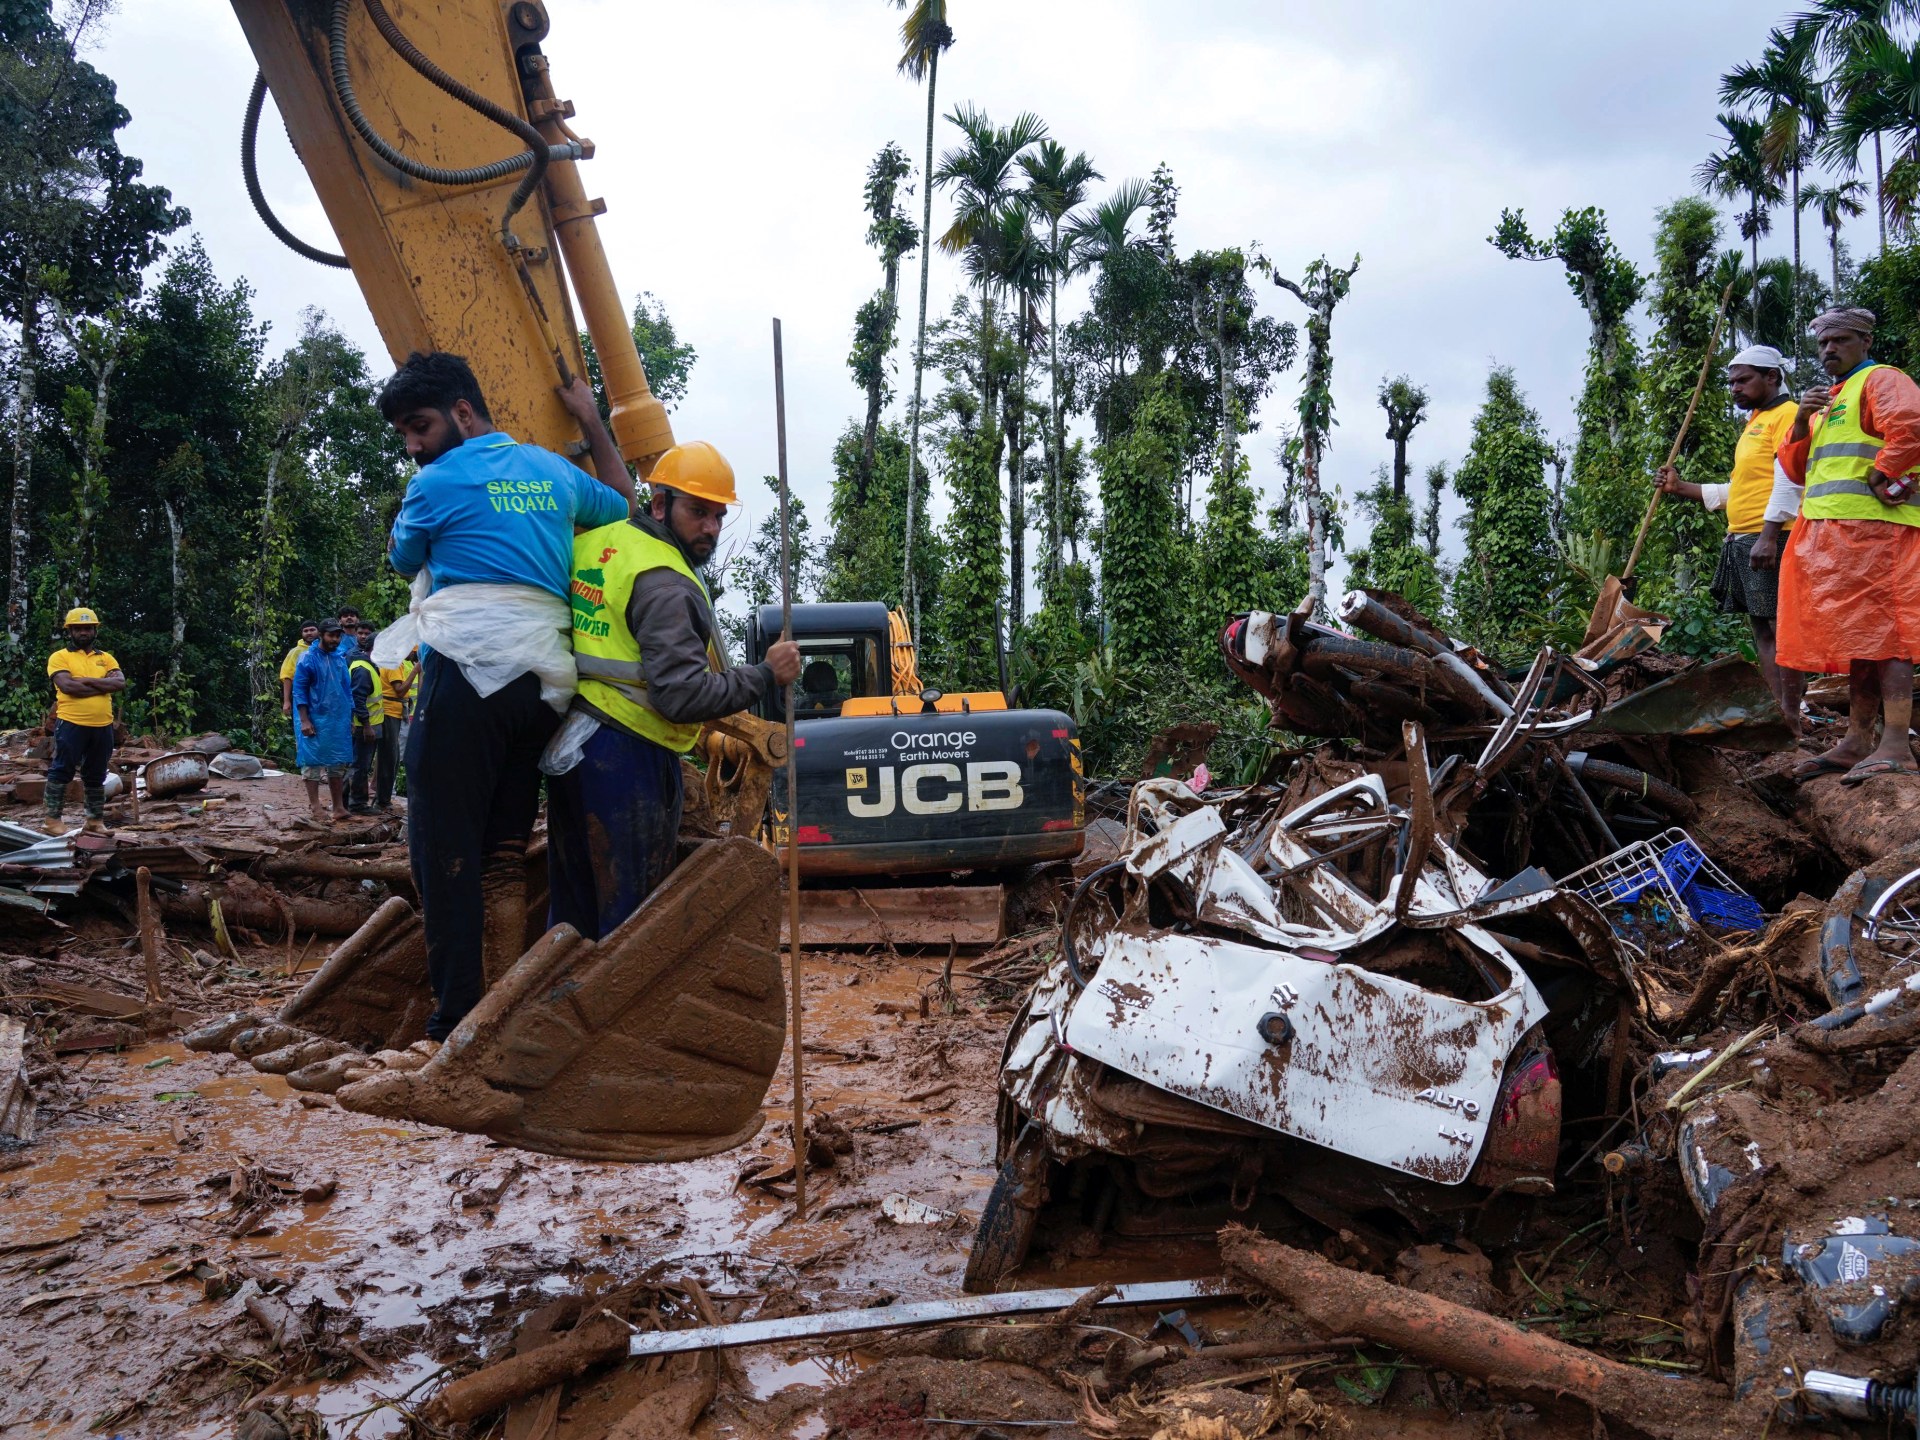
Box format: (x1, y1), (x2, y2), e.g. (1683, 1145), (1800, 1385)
(42, 805), (69, 836)
(81, 784), (107, 835)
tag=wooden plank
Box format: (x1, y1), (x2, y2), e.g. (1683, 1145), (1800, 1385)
(0, 1015), (33, 1143)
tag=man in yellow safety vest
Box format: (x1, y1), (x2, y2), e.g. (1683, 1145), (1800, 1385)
(547, 442), (800, 938)
(1773, 306), (1920, 784)
(346, 624), (384, 815)
(1655, 344), (1803, 731)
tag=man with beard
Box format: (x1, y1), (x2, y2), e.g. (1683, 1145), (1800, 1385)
(548, 442), (800, 938)
(1772, 307), (1920, 785)
(379, 350), (631, 1040)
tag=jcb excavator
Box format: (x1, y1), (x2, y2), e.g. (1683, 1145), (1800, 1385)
(194, 0), (1083, 1162)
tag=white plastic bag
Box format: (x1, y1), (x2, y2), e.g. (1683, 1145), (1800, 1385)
(538, 707), (602, 777)
(374, 570), (577, 714)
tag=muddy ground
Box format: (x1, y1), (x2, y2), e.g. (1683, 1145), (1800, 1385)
(5, 721), (1920, 1438)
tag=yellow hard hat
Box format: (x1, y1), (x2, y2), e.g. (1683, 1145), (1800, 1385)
(63, 607), (99, 627)
(650, 441), (737, 507)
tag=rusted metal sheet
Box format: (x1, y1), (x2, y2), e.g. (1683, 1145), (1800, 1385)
(1586, 655), (1791, 748)
(780, 884), (1004, 949)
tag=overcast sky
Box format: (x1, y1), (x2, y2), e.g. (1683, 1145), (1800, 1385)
(95, 0), (1862, 598)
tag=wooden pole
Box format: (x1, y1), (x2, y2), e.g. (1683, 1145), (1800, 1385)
(773, 317), (806, 1219)
(135, 865), (163, 1009)
(1620, 282), (1736, 582)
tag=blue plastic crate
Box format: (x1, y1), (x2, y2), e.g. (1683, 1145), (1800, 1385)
(1655, 837), (1708, 894)
(1685, 883), (1765, 934)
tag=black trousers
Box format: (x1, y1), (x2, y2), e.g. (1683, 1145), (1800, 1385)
(374, 717), (400, 808)
(406, 652), (559, 1039)
(349, 728), (378, 809)
(46, 720), (113, 815)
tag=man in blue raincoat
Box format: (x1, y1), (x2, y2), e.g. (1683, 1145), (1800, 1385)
(293, 618), (355, 825)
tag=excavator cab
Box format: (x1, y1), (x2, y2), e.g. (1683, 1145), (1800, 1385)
(747, 603), (892, 721)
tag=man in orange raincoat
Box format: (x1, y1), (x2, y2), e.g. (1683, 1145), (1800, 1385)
(1769, 307), (1920, 784)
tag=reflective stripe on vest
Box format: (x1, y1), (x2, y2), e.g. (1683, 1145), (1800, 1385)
(1803, 363), (1920, 527)
(348, 658), (383, 727)
(568, 521), (718, 753)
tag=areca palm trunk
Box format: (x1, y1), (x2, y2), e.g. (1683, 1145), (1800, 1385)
(1009, 333), (1025, 634)
(902, 47), (939, 629)
(1749, 198), (1761, 339)
(1830, 219), (1842, 299)
(7, 292), (40, 654)
(1047, 216), (1062, 598)
(1878, 133), (1888, 256)
(1790, 162), (1802, 373)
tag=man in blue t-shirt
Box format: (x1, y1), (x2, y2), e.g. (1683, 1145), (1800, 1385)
(378, 351), (632, 1040)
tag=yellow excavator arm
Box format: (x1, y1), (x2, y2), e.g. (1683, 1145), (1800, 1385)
(214, 1), (800, 1167)
(232, 0), (672, 473)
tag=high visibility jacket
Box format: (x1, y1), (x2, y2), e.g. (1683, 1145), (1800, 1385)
(348, 657), (383, 728)
(1805, 363), (1920, 527)
(569, 522), (719, 753)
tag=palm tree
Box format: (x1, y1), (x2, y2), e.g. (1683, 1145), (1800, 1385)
(1800, 0), (1920, 254)
(1016, 140), (1101, 597)
(1723, 26), (1828, 369)
(1064, 178), (1148, 441)
(970, 205), (1051, 631)
(1801, 177), (1869, 295)
(1830, 29), (1920, 238)
(934, 104), (1048, 424)
(1698, 112), (1786, 338)
(890, 0), (954, 627)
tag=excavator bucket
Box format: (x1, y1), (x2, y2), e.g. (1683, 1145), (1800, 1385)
(188, 839), (787, 1162)
(783, 884), (1006, 949)
(335, 838), (786, 1160)
(277, 841), (553, 1053)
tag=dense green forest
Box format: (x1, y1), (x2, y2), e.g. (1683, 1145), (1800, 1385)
(5, 0), (1920, 776)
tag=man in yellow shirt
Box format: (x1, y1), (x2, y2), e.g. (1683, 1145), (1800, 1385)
(1656, 344), (1804, 733)
(44, 607), (125, 835)
(375, 649), (416, 812)
(279, 620), (319, 716)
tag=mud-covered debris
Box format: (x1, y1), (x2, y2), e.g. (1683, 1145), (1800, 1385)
(1221, 1226), (1720, 1439)
(0, 1014), (32, 1142)
(878, 1193), (954, 1226)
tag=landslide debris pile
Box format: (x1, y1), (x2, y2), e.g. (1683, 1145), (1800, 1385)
(9, 592), (1920, 1437)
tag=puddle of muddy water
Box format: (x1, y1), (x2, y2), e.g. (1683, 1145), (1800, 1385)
(0, 949), (1034, 1436)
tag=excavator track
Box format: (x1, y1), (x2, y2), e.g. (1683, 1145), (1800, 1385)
(188, 838), (786, 1161)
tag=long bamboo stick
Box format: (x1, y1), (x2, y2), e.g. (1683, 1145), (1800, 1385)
(1620, 282), (1736, 582)
(773, 317), (806, 1220)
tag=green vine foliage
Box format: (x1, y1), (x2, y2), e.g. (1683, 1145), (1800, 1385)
(819, 420), (941, 615)
(1348, 472), (1443, 615)
(929, 426), (1004, 691)
(1451, 367), (1557, 661)
(1097, 375), (1185, 669)
(1493, 206), (1645, 553)
(1852, 246), (1920, 372)
(1633, 198), (1746, 616)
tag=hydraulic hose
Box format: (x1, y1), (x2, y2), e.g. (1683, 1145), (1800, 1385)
(243, 72), (350, 268)
(328, 0), (578, 241)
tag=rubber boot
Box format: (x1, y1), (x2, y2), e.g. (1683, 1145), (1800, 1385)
(82, 784), (106, 835)
(43, 807), (69, 837)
